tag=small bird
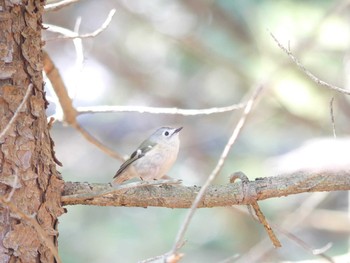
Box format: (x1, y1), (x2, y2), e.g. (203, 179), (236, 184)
(113, 127), (182, 184)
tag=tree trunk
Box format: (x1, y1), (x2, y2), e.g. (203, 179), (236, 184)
(0, 1), (64, 262)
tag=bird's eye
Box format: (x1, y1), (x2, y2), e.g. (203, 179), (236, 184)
(164, 131), (170, 136)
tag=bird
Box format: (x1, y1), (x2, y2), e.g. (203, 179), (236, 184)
(112, 127), (182, 184)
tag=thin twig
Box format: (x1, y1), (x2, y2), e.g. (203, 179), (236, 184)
(250, 202), (281, 248)
(329, 97), (336, 138)
(44, 22), (124, 161)
(139, 253), (184, 263)
(234, 192), (330, 263)
(0, 197), (62, 263)
(44, 0), (80, 12)
(73, 123), (125, 161)
(44, 9), (116, 40)
(273, 224), (334, 263)
(43, 51), (77, 124)
(76, 103), (246, 116)
(44, 18), (84, 103)
(231, 206), (334, 263)
(270, 32), (350, 95)
(230, 171), (281, 248)
(168, 85), (264, 258)
(71, 16), (85, 100)
(43, 51), (124, 161)
(0, 84), (33, 141)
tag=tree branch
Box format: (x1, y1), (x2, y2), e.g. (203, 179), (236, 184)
(270, 32), (350, 95)
(61, 170), (350, 207)
(44, 0), (80, 12)
(44, 9), (116, 40)
(76, 103), (245, 116)
(43, 51), (125, 161)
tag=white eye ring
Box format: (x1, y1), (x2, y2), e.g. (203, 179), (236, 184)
(163, 131), (170, 136)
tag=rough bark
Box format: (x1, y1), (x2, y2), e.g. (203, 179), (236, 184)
(0, 1), (64, 262)
(62, 170), (350, 207)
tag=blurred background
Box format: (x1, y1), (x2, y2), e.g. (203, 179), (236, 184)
(43, 0), (350, 262)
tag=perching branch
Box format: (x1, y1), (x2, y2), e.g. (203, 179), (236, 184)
(62, 169), (350, 207)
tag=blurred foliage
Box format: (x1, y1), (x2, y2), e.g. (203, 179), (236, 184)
(44, 0), (350, 262)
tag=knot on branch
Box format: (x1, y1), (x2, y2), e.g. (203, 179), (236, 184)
(230, 171), (257, 205)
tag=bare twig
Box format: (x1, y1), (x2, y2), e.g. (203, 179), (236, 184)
(273, 225), (334, 263)
(43, 51), (124, 161)
(230, 171), (281, 248)
(330, 97), (336, 138)
(44, 21), (84, 116)
(44, 9), (116, 40)
(167, 85), (264, 258)
(0, 197), (62, 263)
(231, 205), (334, 263)
(43, 20), (124, 160)
(250, 202), (281, 247)
(0, 84), (33, 141)
(73, 124), (125, 161)
(68, 16), (85, 101)
(270, 32), (350, 95)
(43, 51), (77, 124)
(76, 103), (246, 116)
(44, 16), (85, 98)
(44, 0), (80, 12)
(234, 192), (330, 263)
(139, 253), (184, 263)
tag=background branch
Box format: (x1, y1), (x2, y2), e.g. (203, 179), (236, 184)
(169, 85), (264, 258)
(44, 9), (116, 40)
(270, 32), (350, 95)
(76, 104), (245, 116)
(45, 0), (80, 12)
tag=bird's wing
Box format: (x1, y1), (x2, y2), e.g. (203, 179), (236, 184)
(113, 141), (157, 178)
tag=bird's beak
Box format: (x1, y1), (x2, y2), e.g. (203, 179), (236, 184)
(173, 127), (183, 134)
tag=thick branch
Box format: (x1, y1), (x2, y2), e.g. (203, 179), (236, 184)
(62, 170), (350, 207)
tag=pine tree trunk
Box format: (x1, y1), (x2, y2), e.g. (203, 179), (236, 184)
(0, 1), (64, 262)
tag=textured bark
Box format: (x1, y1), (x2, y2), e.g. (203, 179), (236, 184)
(62, 170), (350, 207)
(0, 1), (64, 262)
